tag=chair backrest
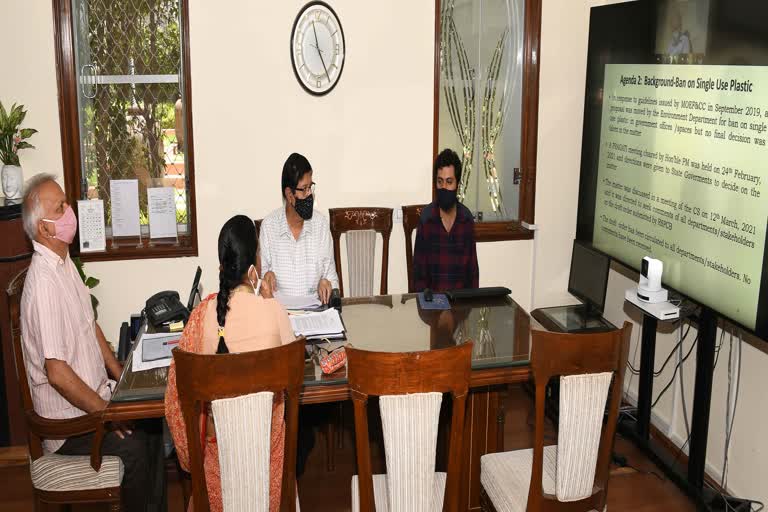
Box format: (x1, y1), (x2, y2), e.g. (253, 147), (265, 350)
(328, 207), (393, 297)
(6, 267), (45, 458)
(347, 342), (473, 512)
(173, 339), (306, 512)
(401, 204), (427, 293)
(527, 323), (632, 512)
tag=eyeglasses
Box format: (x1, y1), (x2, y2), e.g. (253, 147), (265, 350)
(294, 182), (316, 195)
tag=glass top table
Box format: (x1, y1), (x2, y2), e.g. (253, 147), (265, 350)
(110, 293), (531, 405)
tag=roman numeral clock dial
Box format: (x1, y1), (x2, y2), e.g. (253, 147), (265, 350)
(291, 1), (345, 96)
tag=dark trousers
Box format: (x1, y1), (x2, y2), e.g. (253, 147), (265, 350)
(57, 419), (166, 512)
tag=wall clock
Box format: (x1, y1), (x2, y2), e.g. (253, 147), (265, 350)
(290, 1), (346, 96)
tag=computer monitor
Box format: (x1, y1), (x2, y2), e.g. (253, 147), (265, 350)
(568, 240), (611, 316)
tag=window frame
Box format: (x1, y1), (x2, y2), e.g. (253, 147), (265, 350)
(432, 0), (541, 242)
(52, 0), (199, 262)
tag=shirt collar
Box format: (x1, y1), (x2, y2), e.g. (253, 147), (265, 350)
(278, 207), (313, 238)
(32, 240), (68, 267)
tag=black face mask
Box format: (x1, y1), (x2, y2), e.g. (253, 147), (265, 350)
(436, 188), (458, 211)
(293, 193), (314, 220)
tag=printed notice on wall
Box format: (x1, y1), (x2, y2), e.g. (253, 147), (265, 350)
(109, 180), (141, 237)
(77, 199), (106, 252)
(594, 64), (768, 328)
(147, 187), (177, 239)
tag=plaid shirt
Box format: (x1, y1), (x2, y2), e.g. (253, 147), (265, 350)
(412, 202), (479, 292)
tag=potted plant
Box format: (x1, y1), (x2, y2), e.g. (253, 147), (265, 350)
(0, 101), (37, 202)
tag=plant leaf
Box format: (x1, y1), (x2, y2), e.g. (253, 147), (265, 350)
(16, 141), (34, 150)
(73, 257), (87, 281)
(85, 276), (100, 288)
(0, 102), (7, 129)
(19, 128), (37, 139)
(91, 295), (99, 319)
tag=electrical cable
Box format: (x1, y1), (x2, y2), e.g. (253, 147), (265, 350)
(677, 318), (691, 438)
(651, 331), (699, 409)
(721, 328), (742, 490)
(625, 322), (642, 384)
(653, 319), (692, 377)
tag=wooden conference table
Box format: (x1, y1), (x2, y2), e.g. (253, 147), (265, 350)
(106, 293), (532, 511)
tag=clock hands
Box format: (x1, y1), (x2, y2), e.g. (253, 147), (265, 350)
(312, 21), (331, 82)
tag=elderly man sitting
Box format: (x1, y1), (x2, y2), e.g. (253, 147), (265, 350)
(20, 174), (165, 511)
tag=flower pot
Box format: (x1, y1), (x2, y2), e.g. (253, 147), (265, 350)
(1, 165), (23, 202)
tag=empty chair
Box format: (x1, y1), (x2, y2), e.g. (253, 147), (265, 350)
(480, 323), (632, 512)
(347, 342), (473, 512)
(7, 267), (122, 511)
(173, 339), (305, 512)
(329, 207), (393, 297)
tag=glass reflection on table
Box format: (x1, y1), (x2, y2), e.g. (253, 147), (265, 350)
(111, 293), (530, 403)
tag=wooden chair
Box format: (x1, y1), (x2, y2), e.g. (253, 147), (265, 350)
(480, 323), (632, 512)
(173, 338), (305, 512)
(348, 341), (473, 512)
(6, 267), (122, 510)
(329, 207), (393, 297)
(401, 204), (427, 293)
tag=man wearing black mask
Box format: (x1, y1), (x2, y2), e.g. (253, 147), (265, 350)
(413, 148), (479, 291)
(259, 152), (339, 304)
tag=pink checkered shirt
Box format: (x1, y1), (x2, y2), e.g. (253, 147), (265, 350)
(20, 241), (114, 452)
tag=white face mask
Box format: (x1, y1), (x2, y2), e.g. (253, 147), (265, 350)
(248, 264), (262, 296)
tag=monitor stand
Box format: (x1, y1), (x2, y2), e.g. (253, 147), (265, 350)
(531, 303), (616, 333)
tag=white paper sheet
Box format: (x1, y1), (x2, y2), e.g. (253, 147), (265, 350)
(142, 332), (181, 362)
(275, 292), (321, 310)
(131, 331), (178, 372)
(147, 187), (177, 239)
(109, 180), (141, 237)
(77, 199), (106, 252)
(289, 308), (345, 337)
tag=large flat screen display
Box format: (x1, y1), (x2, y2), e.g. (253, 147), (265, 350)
(577, 0), (768, 338)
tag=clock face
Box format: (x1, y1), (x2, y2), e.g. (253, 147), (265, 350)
(291, 1), (345, 95)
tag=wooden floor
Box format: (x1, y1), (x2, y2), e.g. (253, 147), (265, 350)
(0, 386), (695, 511)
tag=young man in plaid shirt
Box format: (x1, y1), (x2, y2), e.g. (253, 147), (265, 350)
(413, 149), (479, 292)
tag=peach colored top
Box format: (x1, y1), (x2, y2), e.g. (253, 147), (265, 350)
(201, 290), (294, 353)
(166, 291), (295, 512)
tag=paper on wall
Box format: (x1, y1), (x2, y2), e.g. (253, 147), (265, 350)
(77, 199), (106, 252)
(147, 187), (177, 239)
(109, 180), (141, 237)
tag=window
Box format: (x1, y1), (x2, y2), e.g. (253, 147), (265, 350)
(434, 0), (540, 241)
(54, 0), (197, 260)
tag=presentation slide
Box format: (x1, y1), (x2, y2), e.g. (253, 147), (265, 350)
(594, 64), (768, 329)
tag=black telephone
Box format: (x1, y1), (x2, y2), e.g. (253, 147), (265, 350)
(145, 290), (189, 327)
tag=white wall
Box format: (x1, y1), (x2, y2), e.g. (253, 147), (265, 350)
(3, 0), (766, 504)
(0, 0), (531, 335)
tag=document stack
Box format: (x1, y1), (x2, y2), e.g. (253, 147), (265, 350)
(289, 308), (345, 341)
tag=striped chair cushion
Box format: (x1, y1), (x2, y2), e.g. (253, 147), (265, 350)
(481, 446), (603, 512)
(557, 372), (612, 501)
(30, 453), (123, 492)
(351, 472), (446, 512)
(346, 229), (376, 297)
(350, 392), (444, 510)
(212, 391), (274, 512)
(481, 446), (557, 512)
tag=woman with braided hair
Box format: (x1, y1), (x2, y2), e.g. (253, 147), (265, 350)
(165, 215), (294, 511)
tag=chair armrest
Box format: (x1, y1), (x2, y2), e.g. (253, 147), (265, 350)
(26, 411), (115, 472)
(25, 410), (101, 440)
